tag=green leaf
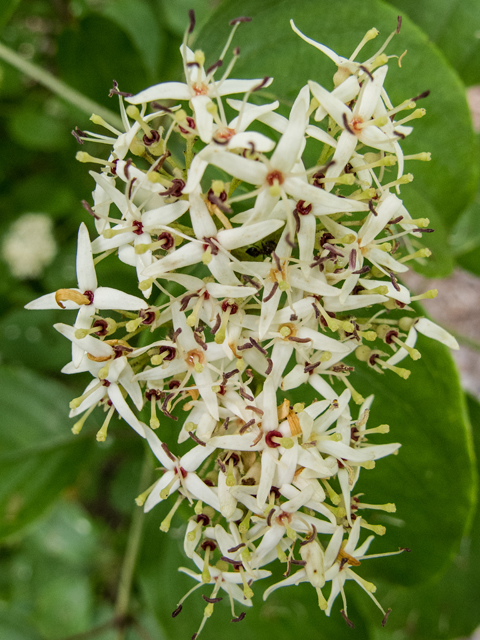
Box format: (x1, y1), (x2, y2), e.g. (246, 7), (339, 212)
(353, 335), (476, 586)
(0, 0), (21, 29)
(138, 515), (373, 639)
(7, 104), (69, 151)
(198, 0), (479, 278)
(386, 0), (480, 87)
(0, 367), (93, 538)
(450, 164), (480, 276)
(356, 394), (479, 640)
(99, 0), (165, 80)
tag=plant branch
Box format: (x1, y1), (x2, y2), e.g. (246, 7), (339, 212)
(0, 40), (123, 129)
(114, 445), (153, 640)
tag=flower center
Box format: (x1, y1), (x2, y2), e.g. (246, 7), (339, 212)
(192, 82), (208, 96)
(266, 170), (285, 186)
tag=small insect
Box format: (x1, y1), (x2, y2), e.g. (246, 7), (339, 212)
(246, 240), (277, 258)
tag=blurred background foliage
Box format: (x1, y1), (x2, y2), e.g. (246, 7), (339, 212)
(0, 0), (480, 639)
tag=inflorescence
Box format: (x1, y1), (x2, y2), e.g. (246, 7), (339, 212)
(26, 12), (459, 637)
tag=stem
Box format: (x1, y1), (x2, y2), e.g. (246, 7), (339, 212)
(114, 446), (153, 640)
(0, 40), (123, 129)
(58, 617), (125, 640)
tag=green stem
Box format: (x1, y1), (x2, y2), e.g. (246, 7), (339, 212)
(114, 446), (153, 640)
(0, 40), (123, 129)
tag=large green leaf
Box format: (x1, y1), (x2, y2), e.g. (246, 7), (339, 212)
(99, 0), (166, 81)
(0, 0), (21, 29)
(0, 367), (93, 538)
(386, 0), (480, 87)
(351, 335), (476, 586)
(355, 394), (480, 640)
(198, 0), (479, 277)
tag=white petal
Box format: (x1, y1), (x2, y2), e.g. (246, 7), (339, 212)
(94, 287), (149, 310)
(206, 150), (267, 185)
(127, 81), (191, 104)
(217, 219), (284, 250)
(53, 322), (113, 358)
(415, 318), (459, 349)
(76, 223), (97, 291)
(191, 94), (214, 143)
(189, 187), (217, 239)
(271, 85), (310, 173)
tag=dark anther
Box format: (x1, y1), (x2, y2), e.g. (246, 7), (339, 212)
(394, 130), (406, 139)
(239, 419), (255, 433)
(72, 127), (86, 144)
(250, 338), (267, 355)
(143, 129), (161, 146)
(188, 9), (196, 33)
(353, 265), (370, 275)
(285, 233), (297, 248)
(172, 604), (182, 617)
(388, 272), (401, 292)
(161, 393), (178, 421)
(319, 232), (334, 248)
(396, 15), (402, 33)
(299, 525), (317, 546)
(127, 177), (137, 201)
(206, 59), (223, 75)
(412, 227), (434, 233)
(252, 76), (271, 92)
(238, 388), (254, 401)
(178, 116), (196, 135)
(221, 299), (239, 314)
(231, 611), (246, 623)
(288, 336), (311, 344)
(241, 275), (261, 290)
(227, 542), (246, 553)
(290, 314), (298, 321)
(304, 361), (321, 374)
(172, 328), (183, 341)
(156, 231), (174, 251)
(323, 243), (344, 258)
(202, 594), (223, 603)
(201, 539), (217, 552)
(193, 332), (208, 351)
(93, 319), (109, 336)
(237, 341), (253, 351)
(189, 431), (206, 446)
(217, 457), (226, 473)
(203, 236), (219, 255)
(296, 200), (312, 216)
(349, 248), (357, 270)
(102, 379), (111, 387)
(229, 16), (252, 24)
(220, 556), (243, 567)
(83, 290), (94, 304)
(211, 314), (221, 335)
(399, 547), (411, 552)
(382, 608), (392, 627)
(389, 215), (404, 224)
(245, 405), (263, 415)
(359, 65), (374, 81)
(263, 281), (279, 303)
(341, 610), (355, 628)
(145, 389), (162, 402)
(265, 430), (282, 448)
(110, 159), (118, 175)
(132, 220), (143, 235)
(151, 102), (174, 113)
(292, 207), (301, 233)
(123, 157), (133, 180)
(81, 200), (99, 220)
(233, 46), (240, 56)
(223, 368), (239, 380)
(160, 178), (185, 198)
(342, 113), (354, 135)
(266, 508), (275, 526)
(139, 308), (156, 325)
(272, 251), (282, 271)
(208, 189), (232, 213)
(161, 442), (177, 462)
(369, 199), (378, 216)
(411, 89), (430, 102)
(158, 345), (176, 361)
(108, 80), (133, 98)
(290, 559), (307, 565)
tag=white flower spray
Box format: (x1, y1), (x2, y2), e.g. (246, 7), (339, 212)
(26, 11), (459, 637)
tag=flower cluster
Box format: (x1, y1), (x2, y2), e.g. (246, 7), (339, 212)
(26, 12), (459, 636)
